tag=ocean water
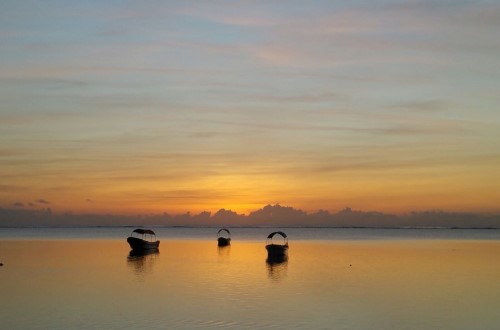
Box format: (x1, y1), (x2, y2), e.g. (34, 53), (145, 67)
(1, 228), (499, 329)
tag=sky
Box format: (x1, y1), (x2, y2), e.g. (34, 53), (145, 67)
(1, 0), (499, 216)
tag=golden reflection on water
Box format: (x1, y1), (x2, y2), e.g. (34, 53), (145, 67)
(1, 239), (500, 329)
(266, 255), (288, 281)
(217, 245), (231, 259)
(126, 249), (159, 279)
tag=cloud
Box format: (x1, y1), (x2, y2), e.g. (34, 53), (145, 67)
(1, 204), (498, 228)
(212, 208), (244, 222)
(0, 184), (22, 192)
(388, 100), (451, 113)
(12, 202), (24, 208)
(36, 199), (50, 204)
(232, 3), (499, 67)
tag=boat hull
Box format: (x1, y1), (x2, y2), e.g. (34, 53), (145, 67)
(217, 237), (231, 246)
(127, 236), (160, 251)
(266, 244), (288, 257)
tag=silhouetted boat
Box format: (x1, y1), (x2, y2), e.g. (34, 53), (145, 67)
(217, 228), (231, 246)
(266, 231), (288, 257)
(127, 229), (160, 251)
(128, 248), (159, 258)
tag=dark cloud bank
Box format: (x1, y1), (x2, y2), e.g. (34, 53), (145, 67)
(0, 204), (499, 228)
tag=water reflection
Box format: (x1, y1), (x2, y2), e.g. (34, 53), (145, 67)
(127, 249), (159, 277)
(266, 255), (288, 281)
(3, 240), (500, 330)
(217, 245), (231, 256)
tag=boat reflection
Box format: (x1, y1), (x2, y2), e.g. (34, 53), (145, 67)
(266, 254), (288, 281)
(127, 249), (159, 277)
(217, 245), (231, 257)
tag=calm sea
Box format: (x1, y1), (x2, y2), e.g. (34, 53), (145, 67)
(1, 227), (499, 329)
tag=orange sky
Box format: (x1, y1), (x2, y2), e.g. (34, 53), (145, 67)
(1, 1), (500, 216)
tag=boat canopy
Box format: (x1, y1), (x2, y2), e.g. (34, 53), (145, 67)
(133, 229), (156, 235)
(267, 231), (287, 239)
(217, 228), (230, 236)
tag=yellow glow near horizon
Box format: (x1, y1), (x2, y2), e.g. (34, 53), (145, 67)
(5, 155), (498, 216)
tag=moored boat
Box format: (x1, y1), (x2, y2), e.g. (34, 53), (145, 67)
(265, 231), (288, 257)
(127, 229), (160, 251)
(217, 228), (231, 246)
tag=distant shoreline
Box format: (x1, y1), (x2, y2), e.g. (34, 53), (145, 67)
(1, 225), (498, 230)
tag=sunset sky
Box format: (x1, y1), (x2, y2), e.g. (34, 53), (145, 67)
(1, 0), (499, 216)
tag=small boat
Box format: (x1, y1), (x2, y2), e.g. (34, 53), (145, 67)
(265, 231), (288, 257)
(217, 228), (231, 246)
(127, 229), (160, 251)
